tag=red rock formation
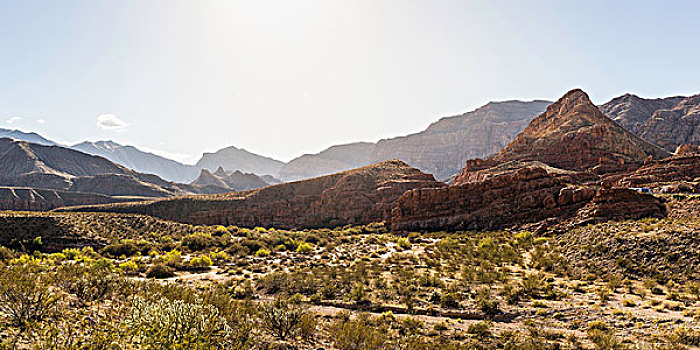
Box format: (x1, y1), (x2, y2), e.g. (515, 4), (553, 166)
(61, 160), (446, 229)
(455, 89), (670, 183)
(392, 167), (666, 232)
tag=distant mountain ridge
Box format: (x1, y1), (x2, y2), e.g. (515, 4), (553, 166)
(195, 145), (285, 177)
(72, 140), (199, 183)
(456, 89), (670, 181)
(0, 138), (218, 198)
(0, 128), (57, 146)
(278, 100), (552, 181)
(191, 166), (271, 191)
(278, 142), (375, 181)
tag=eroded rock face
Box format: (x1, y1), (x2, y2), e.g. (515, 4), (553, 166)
(370, 100), (551, 181)
(393, 167), (592, 231)
(600, 94), (685, 135)
(618, 150), (700, 187)
(601, 94), (700, 152)
(639, 95), (700, 151)
(576, 188), (666, 223)
(63, 160), (446, 229)
(0, 187), (135, 211)
(392, 167), (666, 232)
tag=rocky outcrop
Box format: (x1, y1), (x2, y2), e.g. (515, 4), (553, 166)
(392, 167), (666, 232)
(191, 167), (270, 191)
(618, 148), (700, 188)
(455, 89), (670, 181)
(278, 142), (375, 181)
(61, 160), (446, 229)
(576, 188), (666, 223)
(371, 100), (551, 180)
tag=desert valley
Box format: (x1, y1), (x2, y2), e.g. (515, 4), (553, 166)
(1, 1), (699, 349)
(0, 88), (699, 349)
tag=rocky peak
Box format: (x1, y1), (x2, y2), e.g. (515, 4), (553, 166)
(456, 89), (671, 180)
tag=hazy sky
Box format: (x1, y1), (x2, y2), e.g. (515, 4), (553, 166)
(1, 0), (698, 163)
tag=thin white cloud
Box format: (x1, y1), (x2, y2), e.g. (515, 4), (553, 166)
(37, 118), (46, 124)
(97, 114), (129, 132)
(5, 116), (22, 124)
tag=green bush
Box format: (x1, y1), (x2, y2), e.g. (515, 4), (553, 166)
(190, 255), (213, 269)
(296, 242), (313, 254)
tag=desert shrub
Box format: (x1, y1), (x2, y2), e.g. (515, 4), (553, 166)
(181, 232), (215, 251)
(296, 242), (313, 254)
(397, 237), (412, 250)
(59, 264), (119, 305)
(190, 255), (213, 269)
(0, 246), (15, 261)
(475, 288), (500, 316)
(209, 250), (230, 263)
(101, 241), (140, 258)
(0, 264), (58, 327)
(259, 296), (312, 340)
(126, 296), (231, 348)
(329, 313), (387, 350)
(255, 248), (271, 258)
(467, 320), (492, 338)
(146, 264), (175, 279)
(119, 260), (139, 274)
(155, 249), (182, 268)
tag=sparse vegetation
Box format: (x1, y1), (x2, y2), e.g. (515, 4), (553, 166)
(0, 210), (697, 348)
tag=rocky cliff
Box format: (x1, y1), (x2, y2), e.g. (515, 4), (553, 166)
(618, 145), (700, 189)
(392, 167), (666, 232)
(601, 93), (700, 152)
(60, 160), (446, 229)
(370, 100), (551, 180)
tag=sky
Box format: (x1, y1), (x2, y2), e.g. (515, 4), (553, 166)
(0, 0), (699, 164)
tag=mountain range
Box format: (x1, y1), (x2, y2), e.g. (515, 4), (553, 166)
(2, 90), (699, 188)
(62, 88), (671, 231)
